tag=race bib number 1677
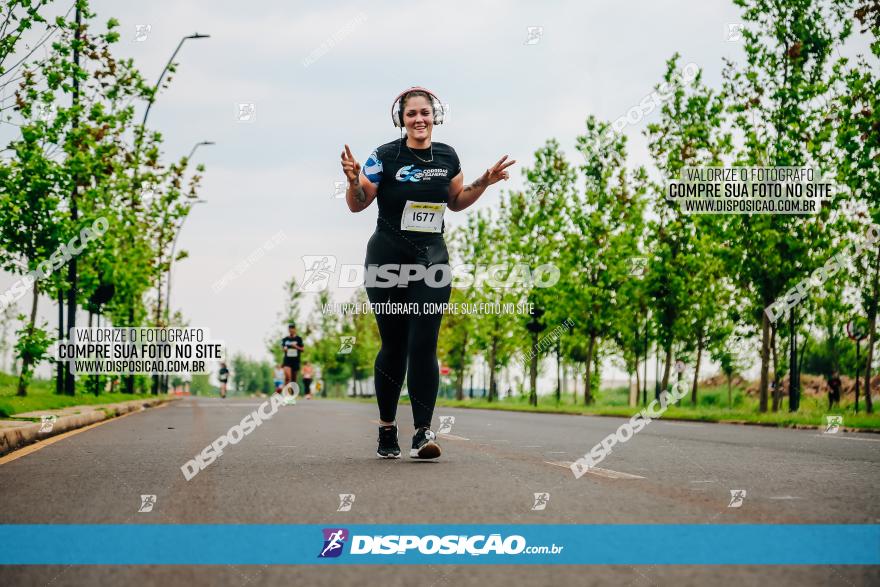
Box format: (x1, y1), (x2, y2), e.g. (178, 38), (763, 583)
(401, 201), (446, 233)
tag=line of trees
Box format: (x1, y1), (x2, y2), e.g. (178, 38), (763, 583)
(0, 1), (206, 396)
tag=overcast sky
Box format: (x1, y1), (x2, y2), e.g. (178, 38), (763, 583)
(1, 0), (874, 382)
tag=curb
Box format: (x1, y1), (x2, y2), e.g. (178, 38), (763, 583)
(430, 401), (880, 434)
(0, 397), (176, 457)
(711, 418), (880, 434)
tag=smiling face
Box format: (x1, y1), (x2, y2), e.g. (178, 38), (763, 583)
(401, 93), (434, 142)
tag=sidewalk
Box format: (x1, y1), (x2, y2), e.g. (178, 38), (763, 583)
(0, 397), (176, 457)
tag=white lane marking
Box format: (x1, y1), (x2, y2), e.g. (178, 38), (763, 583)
(489, 439), (510, 443)
(658, 422), (705, 427)
(439, 433), (470, 441)
(182, 403), (266, 407)
(522, 445), (542, 448)
(547, 451), (568, 454)
(584, 467), (646, 480)
(815, 434), (880, 442)
(690, 480), (716, 483)
(545, 461), (645, 479)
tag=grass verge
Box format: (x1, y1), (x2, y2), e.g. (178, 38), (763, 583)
(326, 383), (880, 431)
(0, 373), (158, 418)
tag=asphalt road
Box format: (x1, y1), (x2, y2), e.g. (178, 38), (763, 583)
(0, 395), (877, 586)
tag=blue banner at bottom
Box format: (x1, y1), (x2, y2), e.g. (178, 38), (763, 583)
(0, 524), (877, 565)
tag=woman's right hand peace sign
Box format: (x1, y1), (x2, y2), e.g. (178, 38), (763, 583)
(340, 144), (361, 183)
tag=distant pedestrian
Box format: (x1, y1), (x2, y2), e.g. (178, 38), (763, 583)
(827, 370), (842, 409)
(218, 362), (230, 399)
(302, 362), (315, 399)
(273, 364), (285, 394)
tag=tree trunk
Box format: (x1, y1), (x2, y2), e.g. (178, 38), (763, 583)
(660, 343), (673, 396)
(16, 286), (40, 396)
(863, 245), (880, 414)
(654, 341), (660, 400)
(151, 262), (162, 395)
(457, 330), (469, 400)
(759, 310), (770, 412)
(691, 333), (704, 405)
(88, 310), (98, 396)
(529, 330), (538, 407)
(631, 362), (640, 407)
(56, 289), (64, 394)
(677, 366), (682, 396)
(855, 341), (861, 413)
(65, 232), (77, 396)
(488, 335), (498, 402)
(642, 314), (649, 406)
(787, 309), (799, 412)
(771, 323), (780, 412)
(484, 361), (488, 398)
(584, 333), (596, 405)
(125, 306), (135, 394)
(458, 332), (474, 399)
(555, 339), (561, 404)
(562, 361), (567, 400)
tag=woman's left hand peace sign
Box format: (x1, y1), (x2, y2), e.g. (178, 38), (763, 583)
(484, 155), (516, 186)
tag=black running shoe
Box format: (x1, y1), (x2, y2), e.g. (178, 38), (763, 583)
(377, 425), (401, 459)
(410, 427), (441, 459)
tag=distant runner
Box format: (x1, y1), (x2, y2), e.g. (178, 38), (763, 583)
(280, 323), (304, 388)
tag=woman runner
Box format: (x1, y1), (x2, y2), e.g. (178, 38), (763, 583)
(339, 86), (515, 459)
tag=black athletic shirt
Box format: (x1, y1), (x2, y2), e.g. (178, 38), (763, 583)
(361, 138), (461, 240)
(281, 335), (303, 362)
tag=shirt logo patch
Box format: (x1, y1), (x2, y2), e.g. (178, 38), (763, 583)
(395, 165), (449, 183)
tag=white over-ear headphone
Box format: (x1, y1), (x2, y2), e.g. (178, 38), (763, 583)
(390, 86), (444, 128)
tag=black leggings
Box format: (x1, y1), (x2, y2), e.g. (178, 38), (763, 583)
(365, 228), (451, 429)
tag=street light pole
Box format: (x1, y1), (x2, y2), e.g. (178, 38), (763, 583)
(127, 33), (209, 394)
(133, 34), (210, 175)
(62, 4), (82, 395)
(187, 140), (214, 162)
(139, 34), (210, 140)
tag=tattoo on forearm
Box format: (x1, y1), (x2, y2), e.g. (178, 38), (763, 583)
(463, 174), (488, 194)
(351, 183), (366, 203)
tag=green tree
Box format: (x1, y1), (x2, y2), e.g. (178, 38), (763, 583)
(501, 139), (573, 405)
(832, 3), (879, 412)
(566, 119), (644, 404)
(721, 0), (853, 412)
(644, 55), (732, 398)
